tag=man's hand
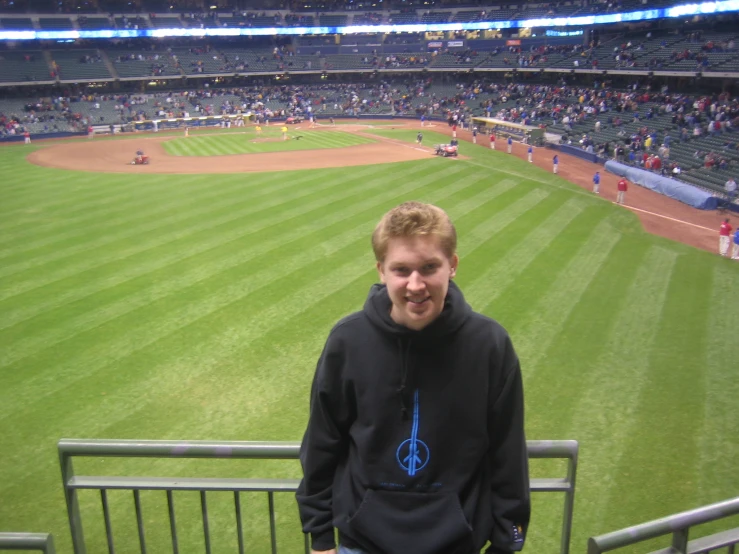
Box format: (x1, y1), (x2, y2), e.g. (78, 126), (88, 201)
(310, 550), (336, 554)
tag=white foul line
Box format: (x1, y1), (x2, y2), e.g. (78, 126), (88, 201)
(619, 204), (716, 232)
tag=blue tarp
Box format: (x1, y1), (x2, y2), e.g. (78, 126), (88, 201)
(604, 160), (719, 210)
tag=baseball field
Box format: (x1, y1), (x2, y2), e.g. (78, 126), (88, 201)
(1, 122), (738, 553)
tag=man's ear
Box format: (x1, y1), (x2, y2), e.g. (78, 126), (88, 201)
(450, 254), (459, 279)
(377, 261), (386, 284)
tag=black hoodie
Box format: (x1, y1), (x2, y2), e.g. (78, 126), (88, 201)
(296, 281), (530, 554)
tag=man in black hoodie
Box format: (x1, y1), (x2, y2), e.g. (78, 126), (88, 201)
(297, 202), (530, 554)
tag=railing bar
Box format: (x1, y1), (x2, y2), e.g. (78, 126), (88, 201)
(201, 490), (211, 554)
(100, 489), (115, 554)
(234, 491), (245, 554)
(304, 532), (310, 554)
(729, 543), (736, 554)
(268, 491), (277, 554)
(167, 490), (179, 554)
(133, 490), (147, 554)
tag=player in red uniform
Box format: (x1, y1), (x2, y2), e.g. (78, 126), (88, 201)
(719, 218), (733, 257)
(617, 178), (628, 204)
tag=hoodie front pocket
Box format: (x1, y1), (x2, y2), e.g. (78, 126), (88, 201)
(346, 489), (474, 554)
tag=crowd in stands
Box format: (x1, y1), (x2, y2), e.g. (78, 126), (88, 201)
(1, 73), (738, 190)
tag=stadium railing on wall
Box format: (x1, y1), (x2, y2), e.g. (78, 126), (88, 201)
(58, 438), (579, 554)
(587, 496), (739, 554)
(0, 532), (56, 553)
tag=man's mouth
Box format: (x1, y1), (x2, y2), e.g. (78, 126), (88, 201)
(406, 297), (430, 305)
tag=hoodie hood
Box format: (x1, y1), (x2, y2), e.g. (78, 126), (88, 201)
(363, 280), (472, 340)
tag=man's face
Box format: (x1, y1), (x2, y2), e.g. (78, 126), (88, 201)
(377, 235), (458, 331)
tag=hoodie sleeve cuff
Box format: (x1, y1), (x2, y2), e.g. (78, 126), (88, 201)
(310, 530), (336, 552)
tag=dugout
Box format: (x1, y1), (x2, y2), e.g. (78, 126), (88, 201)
(472, 117), (545, 146)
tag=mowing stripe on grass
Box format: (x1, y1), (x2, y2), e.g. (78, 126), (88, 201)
(0, 171), (320, 261)
(0, 177), (533, 423)
(0, 163), (460, 330)
(461, 188), (551, 254)
(0, 170), (203, 221)
(697, 263), (739, 504)
(561, 246), (677, 540)
(3, 166), (474, 392)
(0, 175), (507, 489)
(461, 197), (586, 308)
(607, 255), (712, 530)
(0, 173), (280, 248)
(0, 162), (439, 305)
(0, 167), (488, 372)
(1, 180), (512, 437)
(503, 217), (621, 377)
(525, 235), (653, 433)
(164, 131), (373, 156)
(0, 164), (367, 267)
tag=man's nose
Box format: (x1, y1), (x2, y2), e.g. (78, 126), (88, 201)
(407, 271), (425, 291)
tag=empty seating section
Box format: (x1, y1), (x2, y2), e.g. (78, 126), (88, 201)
(38, 17), (74, 30)
(1, 17), (33, 29)
(173, 47), (228, 74)
(319, 14), (347, 26)
(149, 16), (182, 28)
(77, 16), (113, 29)
(0, 51), (50, 82)
(388, 12), (417, 24)
(341, 33), (381, 45)
(114, 15), (148, 29)
(324, 54), (374, 70)
(50, 49), (112, 80)
(217, 48), (282, 72)
(429, 51), (479, 68)
(453, 10), (482, 22)
(419, 11), (451, 23)
(480, 8), (519, 22)
(284, 14), (314, 26)
(351, 13), (383, 25)
(109, 50), (181, 78)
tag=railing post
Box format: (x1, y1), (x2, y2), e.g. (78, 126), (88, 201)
(671, 528), (689, 553)
(58, 448), (86, 554)
(560, 444), (578, 554)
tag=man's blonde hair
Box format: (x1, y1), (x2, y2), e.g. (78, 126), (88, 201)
(372, 202), (457, 262)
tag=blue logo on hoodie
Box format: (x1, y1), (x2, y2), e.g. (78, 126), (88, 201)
(396, 389), (429, 476)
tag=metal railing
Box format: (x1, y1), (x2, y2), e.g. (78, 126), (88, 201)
(59, 438), (578, 554)
(0, 533), (56, 553)
(588, 496), (739, 554)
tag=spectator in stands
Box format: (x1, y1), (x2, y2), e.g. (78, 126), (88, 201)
(726, 177), (737, 202)
(296, 201), (530, 554)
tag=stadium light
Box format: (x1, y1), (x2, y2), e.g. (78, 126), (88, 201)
(1, 0), (739, 41)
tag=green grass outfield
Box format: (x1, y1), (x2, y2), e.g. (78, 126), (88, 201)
(1, 128), (738, 553)
(163, 127), (376, 156)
